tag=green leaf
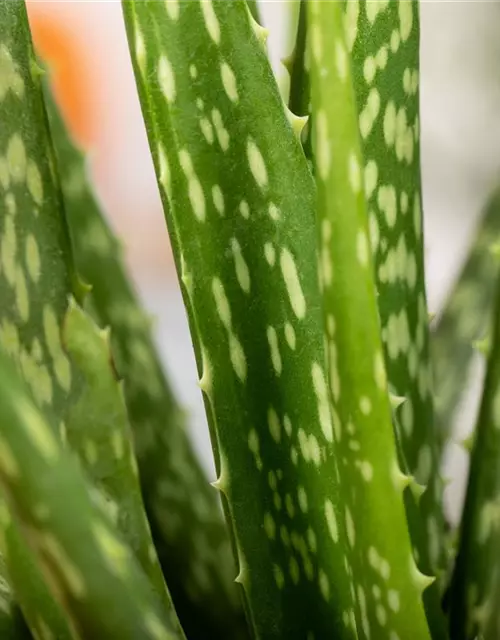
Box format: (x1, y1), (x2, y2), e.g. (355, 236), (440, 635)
(449, 273), (500, 640)
(308, 2), (432, 639)
(346, 0), (447, 592)
(43, 87), (245, 640)
(62, 299), (183, 632)
(433, 187), (500, 452)
(0, 349), (183, 640)
(0, 2), (87, 636)
(123, 1), (359, 636)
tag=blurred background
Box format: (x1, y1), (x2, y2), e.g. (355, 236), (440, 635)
(26, 0), (500, 525)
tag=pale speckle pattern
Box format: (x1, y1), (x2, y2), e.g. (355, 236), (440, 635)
(158, 55), (176, 103)
(284, 322), (296, 351)
(220, 61), (239, 103)
(199, 0), (220, 44)
(239, 200), (250, 219)
(280, 248), (306, 320)
(178, 149), (205, 221)
(211, 184), (224, 215)
(165, 0), (180, 21)
(264, 242), (276, 267)
(266, 326), (282, 376)
(267, 407), (281, 444)
(312, 362), (333, 442)
(230, 238), (250, 294)
(324, 499), (339, 543)
(246, 138), (268, 189)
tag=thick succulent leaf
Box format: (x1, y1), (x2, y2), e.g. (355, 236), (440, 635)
(123, 1), (360, 636)
(288, 0), (442, 521)
(43, 92), (243, 640)
(289, 2), (437, 491)
(0, 0), (80, 444)
(0, 2), (86, 636)
(61, 299), (182, 629)
(345, 0), (447, 588)
(0, 349), (184, 640)
(308, 2), (432, 639)
(391, 411), (449, 638)
(449, 274), (500, 639)
(433, 187), (500, 452)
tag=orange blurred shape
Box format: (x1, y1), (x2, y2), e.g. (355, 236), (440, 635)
(27, 4), (96, 149)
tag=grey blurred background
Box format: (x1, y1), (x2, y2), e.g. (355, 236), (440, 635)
(28, 0), (500, 525)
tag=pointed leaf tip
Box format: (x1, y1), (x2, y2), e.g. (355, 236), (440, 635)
(409, 478), (426, 503)
(411, 560), (436, 593)
(246, 9), (269, 47)
(389, 392), (406, 410)
(488, 241), (500, 261)
(473, 336), (491, 356)
(281, 52), (295, 75)
(460, 433), (475, 453)
(284, 107), (308, 138)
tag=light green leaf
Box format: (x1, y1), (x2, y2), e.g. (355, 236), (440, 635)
(345, 0), (447, 598)
(0, 2), (86, 635)
(0, 348), (183, 640)
(308, 2), (432, 638)
(62, 299), (183, 634)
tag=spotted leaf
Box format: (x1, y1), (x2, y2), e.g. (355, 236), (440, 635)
(449, 272), (500, 639)
(0, 2), (89, 636)
(433, 187), (500, 454)
(0, 348), (184, 640)
(344, 0), (447, 600)
(308, 2), (433, 638)
(43, 86), (245, 640)
(123, 1), (359, 637)
(61, 298), (183, 632)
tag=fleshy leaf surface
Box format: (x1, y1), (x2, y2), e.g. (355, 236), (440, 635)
(0, 348), (183, 640)
(308, 2), (432, 638)
(62, 299), (183, 632)
(43, 87), (244, 640)
(0, 2), (85, 636)
(123, 1), (359, 637)
(344, 0), (447, 592)
(449, 272), (500, 639)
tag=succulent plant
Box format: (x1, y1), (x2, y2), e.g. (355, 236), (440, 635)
(0, 0), (498, 639)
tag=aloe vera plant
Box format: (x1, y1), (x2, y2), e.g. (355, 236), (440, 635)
(0, 0), (499, 638)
